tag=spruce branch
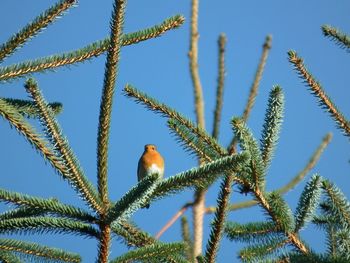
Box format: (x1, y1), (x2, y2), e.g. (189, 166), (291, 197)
(181, 216), (194, 261)
(252, 189), (308, 253)
(260, 86), (284, 169)
(264, 191), (295, 233)
(150, 153), (250, 200)
(225, 221), (278, 243)
(112, 222), (186, 263)
(239, 237), (288, 263)
(325, 223), (337, 259)
(0, 188), (97, 223)
(334, 229), (350, 260)
(97, 0), (127, 207)
(0, 238), (81, 263)
(294, 174), (322, 232)
(204, 172), (234, 263)
(168, 119), (220, 163)
(231, 117), (265, 190)
(106, 174), (159, 224)
(0, 251), (22, 263)
(0, 217), (99, 238)
(286, 252), (345, 263)
(288, 50), (350, 137)
(322, 25), (350, 51)
(0, 98), (62, 118)
(124, 85), (227, 157)
(112, 221), (155, 247)
(321, 179), (350, 230)
(109, 242), (186, 263)
(196, 255), (206, 263)
(0, 98), (67, 174)
(24, 78), (103, 213)
(212, 33), (227, 140)
(0, 207), (45, 221)
(0, 0), (76, 64)
(0, 15), (185, 82)
(206, 133), (332, 214)
(228, 35), (272, 154)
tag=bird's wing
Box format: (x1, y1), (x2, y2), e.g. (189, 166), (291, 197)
(137, 158), (144, 182)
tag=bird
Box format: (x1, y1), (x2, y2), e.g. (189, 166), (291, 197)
(138, 144), (164, 181)
(137, 144), (164, 208)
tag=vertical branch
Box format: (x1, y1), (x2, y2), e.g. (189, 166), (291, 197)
(192, 189), (205, 260)
(97, 1), (127, 262)
(97, 224), (111, 263)
(204, 173), (234, 262)
(97, 0), (126, 206)
(212, 34), (227, 140)
(188, 0), (206, 260)
(242, 35), (272, 122)
(228, 35), (272, 154)
(189, 0), (205, 128)
(181, 216), (194, 261)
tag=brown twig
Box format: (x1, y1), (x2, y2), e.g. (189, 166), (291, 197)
(188, 0), (206, 259)
(228, 35), (272, 154)
(155, 202), (193, 239)
(212, 34), (227, 140)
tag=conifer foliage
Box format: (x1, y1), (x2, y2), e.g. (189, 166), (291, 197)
(0, 0), (348, 262)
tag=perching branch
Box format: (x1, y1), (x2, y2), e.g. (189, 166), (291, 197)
(288, 50), (350, 137)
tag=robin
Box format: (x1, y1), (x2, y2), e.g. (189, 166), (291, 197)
(138, 144), (164, 181)
(137, 144), (164, 208)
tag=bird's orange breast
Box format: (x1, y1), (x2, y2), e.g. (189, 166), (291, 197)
(141, 151), (164, 169)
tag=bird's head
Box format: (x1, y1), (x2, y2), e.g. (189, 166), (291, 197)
(144, 144), (157, 152)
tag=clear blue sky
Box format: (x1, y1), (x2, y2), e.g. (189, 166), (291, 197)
(1, 0), (349, 261)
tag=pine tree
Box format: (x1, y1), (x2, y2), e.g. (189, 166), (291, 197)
(0, 1), (349, 262)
